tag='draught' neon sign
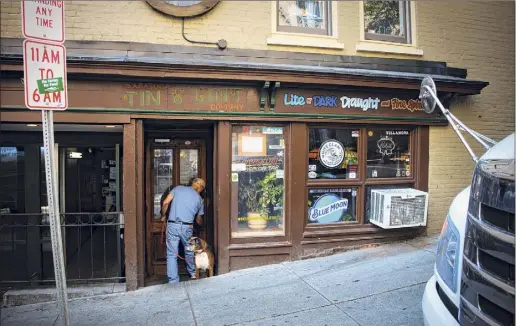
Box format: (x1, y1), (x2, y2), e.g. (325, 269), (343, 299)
(283, 93), (381, 111)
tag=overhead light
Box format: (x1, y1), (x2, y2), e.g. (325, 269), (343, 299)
(105, 125), (116, 128)
(69, 152), (82, 159)
(26, 124), (38, 127)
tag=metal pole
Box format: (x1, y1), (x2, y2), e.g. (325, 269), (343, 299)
(423, 85), (482, 163)
(42, 110), (70, 326)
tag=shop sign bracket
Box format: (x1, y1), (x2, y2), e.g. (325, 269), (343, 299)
(260, 81), (270, 111)
(269, 82), (281, 112)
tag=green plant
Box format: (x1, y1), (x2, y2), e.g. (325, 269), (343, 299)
(238, 181), (261, 213)
(257, 172), (283, 217)
(237, 171), (284, 218)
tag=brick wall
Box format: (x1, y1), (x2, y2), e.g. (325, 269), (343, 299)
(417, 1), (515, 233)
(2, 0), (514, 233)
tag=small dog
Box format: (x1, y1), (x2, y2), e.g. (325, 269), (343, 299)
(187, 236), (214, 279)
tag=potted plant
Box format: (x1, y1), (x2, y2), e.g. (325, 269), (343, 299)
(238, 171), (283, 230)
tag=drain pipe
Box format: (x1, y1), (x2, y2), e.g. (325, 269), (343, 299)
(181, 17), (227, 50)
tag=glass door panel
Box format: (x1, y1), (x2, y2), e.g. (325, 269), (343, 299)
(179, 149), (199, 185)
(153, 149), (173, 220)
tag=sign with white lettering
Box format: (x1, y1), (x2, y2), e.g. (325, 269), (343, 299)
(22, 0), (65, 43)
(275, 88), (447, 122)
(307, 188), (356, 223)
(23, 39), (68, 110)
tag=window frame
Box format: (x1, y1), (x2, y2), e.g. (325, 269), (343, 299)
(229, 123), (290, 240)
(276, 0), (333, 36)
(363, 0), (411, 44)
(305, 125), (418, 227)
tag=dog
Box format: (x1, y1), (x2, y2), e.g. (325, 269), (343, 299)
(187, 236), (215, 279)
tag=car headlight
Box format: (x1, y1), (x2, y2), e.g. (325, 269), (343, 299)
(436, 214), (460, 292)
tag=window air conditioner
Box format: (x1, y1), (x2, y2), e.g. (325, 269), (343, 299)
(369, 188), (428, 229)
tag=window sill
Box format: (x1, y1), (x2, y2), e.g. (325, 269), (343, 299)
(231, 230), (285, 238)
(356, 41), (424, 56)
(267, 32), (344, 50)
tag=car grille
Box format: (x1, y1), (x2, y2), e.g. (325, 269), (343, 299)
(460, 159), (515, 326)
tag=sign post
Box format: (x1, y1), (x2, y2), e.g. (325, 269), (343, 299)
(21, 1), (70, 325)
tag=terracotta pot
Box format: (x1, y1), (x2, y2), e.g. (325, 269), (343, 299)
(247, 212), (267, 230)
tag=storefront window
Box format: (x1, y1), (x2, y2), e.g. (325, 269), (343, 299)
(308, 188), (357, 224)
(308, 128), (359, 180)
(367, 128), (411, 178)
(231, 125), (285, 237)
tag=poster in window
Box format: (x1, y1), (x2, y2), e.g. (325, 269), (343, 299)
(308, 129), (359, 179)
(367, 129), (411, 178)
(307, 188), (357, 224)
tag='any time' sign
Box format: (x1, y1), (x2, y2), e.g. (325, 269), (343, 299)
(22, 0), (65, 43)
(23, 39), (68, 110)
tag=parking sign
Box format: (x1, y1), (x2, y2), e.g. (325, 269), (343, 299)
(23, 39), (68, 110)
(21, 0), (65, 43)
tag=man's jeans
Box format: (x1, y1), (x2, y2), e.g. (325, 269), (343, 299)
(166, 222), (195, 284)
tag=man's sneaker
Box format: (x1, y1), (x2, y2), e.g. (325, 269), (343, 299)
(190, 274), (197, 280)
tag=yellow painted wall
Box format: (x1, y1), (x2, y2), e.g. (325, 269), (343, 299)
(2, 0), (514, 233)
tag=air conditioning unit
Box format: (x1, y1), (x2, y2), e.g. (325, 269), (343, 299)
(370, 188), (428, 229)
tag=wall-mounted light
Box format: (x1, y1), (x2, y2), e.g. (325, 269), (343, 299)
(105, 125), (116, 128)
(69, 152), (82, 159)
(26, 124), (38, 127)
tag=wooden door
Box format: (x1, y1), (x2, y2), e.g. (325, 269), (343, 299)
(146, 138), (207, 279)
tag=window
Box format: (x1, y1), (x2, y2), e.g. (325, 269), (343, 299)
(231, 125), (286, 237)
(308, 187), (357, 224)
(305, 126), (417, 226)
(146, 0), (220, 18)
(278, 0), (331, 35)
(363, 1), (411, 44)
(308, 128), (359, 180)
(367, 128), (411, 179)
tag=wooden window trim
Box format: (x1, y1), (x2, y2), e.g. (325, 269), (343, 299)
(276, 0), (332, 36)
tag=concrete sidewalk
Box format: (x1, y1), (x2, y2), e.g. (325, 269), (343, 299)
(0, 236), (438, 326)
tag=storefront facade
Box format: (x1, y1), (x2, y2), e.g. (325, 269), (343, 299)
(1, 38), (491, 289)
(1, 1), (514, 290)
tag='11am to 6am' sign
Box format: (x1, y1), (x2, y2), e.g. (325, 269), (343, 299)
(23, 39), (68, 110)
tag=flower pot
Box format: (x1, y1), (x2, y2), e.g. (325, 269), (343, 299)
(247, 211), (267, 230)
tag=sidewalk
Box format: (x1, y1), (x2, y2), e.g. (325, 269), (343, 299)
(0, 236), (438, 326)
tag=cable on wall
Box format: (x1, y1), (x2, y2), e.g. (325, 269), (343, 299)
(181, 18), (227, 50)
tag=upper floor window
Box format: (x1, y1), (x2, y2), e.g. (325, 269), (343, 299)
(277, 0), (332, 35)
(363, 1), (411, 44)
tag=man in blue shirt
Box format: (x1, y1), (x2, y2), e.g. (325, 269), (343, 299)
(160, 178), (205, 283)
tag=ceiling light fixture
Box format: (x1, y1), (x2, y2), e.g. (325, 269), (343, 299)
(69, 152), (83, 159)
(26, 124), (38, 127)
(105, 125), (117, 128)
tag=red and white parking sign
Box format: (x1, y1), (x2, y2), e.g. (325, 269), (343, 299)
(21, 0), (65, 43)
(23, 39), (68, 110)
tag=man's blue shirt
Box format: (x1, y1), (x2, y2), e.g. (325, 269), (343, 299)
(167, 185), (204, 223)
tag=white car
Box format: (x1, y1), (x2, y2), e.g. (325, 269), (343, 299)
(422, 133), (515, 326)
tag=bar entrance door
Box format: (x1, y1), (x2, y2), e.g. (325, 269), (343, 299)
(146, 138), (207, 280)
